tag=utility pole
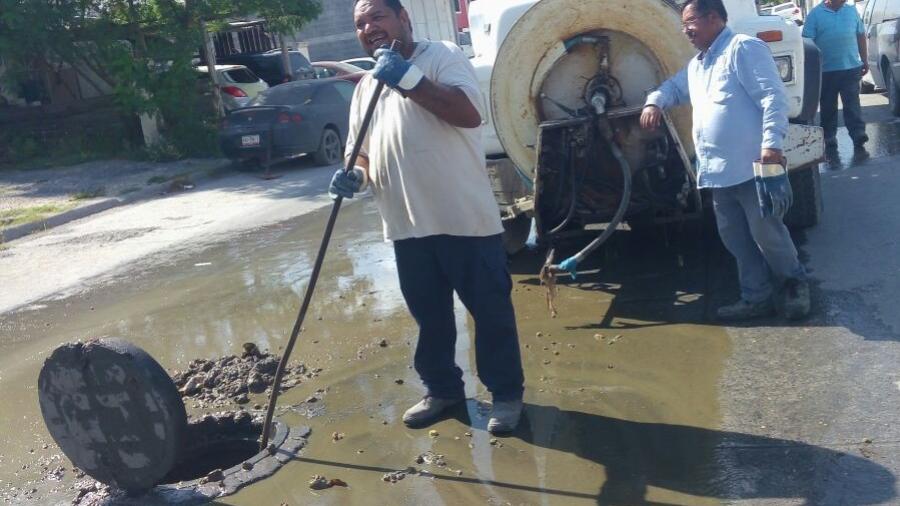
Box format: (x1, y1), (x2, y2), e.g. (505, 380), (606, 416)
(200, 20), (226, 118)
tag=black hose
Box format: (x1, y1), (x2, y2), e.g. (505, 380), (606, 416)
(555, 122), (632, 275)
(549, 146), (580, 234)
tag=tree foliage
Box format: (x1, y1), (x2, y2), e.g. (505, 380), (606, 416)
(0, 0), (321, 155)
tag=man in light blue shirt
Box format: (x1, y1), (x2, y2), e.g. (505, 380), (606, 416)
(641, 0), (809, 320)
(803, 0), (868, 148)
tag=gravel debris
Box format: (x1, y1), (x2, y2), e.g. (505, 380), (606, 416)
(308, 475), (349, 490)
(172, 343), (312, 408)
(382, 467), (417, 483)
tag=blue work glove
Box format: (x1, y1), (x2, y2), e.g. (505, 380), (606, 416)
(372, 47), (424, 91)
(558, 256), (579, 280)
(753, 161), (793, 220)
(329, 167), (367, 200)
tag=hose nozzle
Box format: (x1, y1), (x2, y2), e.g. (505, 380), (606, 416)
(557, 256), (579, 279)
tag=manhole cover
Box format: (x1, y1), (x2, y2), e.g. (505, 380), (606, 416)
(38, 338), (188, 493)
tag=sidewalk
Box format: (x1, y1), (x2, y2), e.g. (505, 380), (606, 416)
(0, 158), (234, 243)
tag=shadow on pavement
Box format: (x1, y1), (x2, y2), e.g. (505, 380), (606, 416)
(510, 403), (897, 505)
(232, 400), (896, 506)
(510, 218), (734, 328)
(510, 192), (899, 342)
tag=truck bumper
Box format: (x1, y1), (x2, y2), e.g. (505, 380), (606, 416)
(784, 123), (825, 171)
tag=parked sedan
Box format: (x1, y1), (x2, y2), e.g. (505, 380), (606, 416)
(196, 65), (268, 111)
(312, 61), (368, 83)
(219, 79), (356, 166)
(217, 50), (317, 87)
(861, 0), (900, 104)
(341, 57), (376, 71)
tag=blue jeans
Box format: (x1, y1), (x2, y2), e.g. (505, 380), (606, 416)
(712, 180), (805, 303)
(820, 67), (866, 142)
(394, 234), (525, 402)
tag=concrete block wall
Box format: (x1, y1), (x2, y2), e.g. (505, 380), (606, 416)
(291, 0), (365, 61)
(290, 0), (458, 62)
(405, 0), (457, 43)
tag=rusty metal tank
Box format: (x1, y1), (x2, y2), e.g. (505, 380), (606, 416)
(490, 0), (697, 180)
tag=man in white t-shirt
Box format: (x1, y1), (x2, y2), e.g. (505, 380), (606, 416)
(329, 0), (525, 434)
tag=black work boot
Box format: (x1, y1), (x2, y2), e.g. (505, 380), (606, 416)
(716, 298), (775, 321)
(783, 278), (811, 320)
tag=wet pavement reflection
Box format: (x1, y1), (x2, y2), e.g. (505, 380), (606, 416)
(822, 120), (900, 171)
(0, 200), (893, 505)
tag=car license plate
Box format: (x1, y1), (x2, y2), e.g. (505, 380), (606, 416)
(241, 134), (260, 147)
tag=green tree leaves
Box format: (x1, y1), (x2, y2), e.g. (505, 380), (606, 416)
(0, 0), (321, 156)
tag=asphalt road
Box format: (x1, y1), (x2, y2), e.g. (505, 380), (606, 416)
(0, 95), (898, 505)
(713, 94), (900, 504)
(0, 159), (345, 315)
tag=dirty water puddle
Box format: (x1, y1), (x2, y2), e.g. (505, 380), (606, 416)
(1, 202), (729, 505)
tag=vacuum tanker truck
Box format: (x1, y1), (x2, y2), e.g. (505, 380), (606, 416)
(468, 0), (825, 256)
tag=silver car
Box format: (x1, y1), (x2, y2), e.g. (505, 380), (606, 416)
(196, 65), (269, 111)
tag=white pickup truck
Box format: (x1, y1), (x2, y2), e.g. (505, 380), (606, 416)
(467, 0), (825, 253)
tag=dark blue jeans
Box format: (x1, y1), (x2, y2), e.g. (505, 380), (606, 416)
(820, 67), (866, 142)
(393, 234), (525, 402)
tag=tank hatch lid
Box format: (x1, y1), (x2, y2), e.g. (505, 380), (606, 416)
(38, 338), (188, 493)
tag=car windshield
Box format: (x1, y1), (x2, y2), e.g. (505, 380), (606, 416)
(225, 68), (259, 84)
(256, 58), (283, 73)
(249, 83), (316, 106)
(347, 59), (375, 71)
(290, 53), (312, 70)
(314, 67), (334, 79)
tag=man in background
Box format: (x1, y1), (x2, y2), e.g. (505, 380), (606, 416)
(642, 0), (810, 320)
(803, 0), (869, 150)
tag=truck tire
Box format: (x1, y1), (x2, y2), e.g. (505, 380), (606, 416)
(886, 68), (900, 117)
(784, 164), (823, 229)
(793, 39), (822, 125)
(501, 214), (531, 255)
(860, 79), (876, 94)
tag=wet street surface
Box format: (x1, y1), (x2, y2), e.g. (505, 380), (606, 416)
(1, 97), (899, 505)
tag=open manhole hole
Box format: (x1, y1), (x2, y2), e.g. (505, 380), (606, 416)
(38, 339), (309, 504)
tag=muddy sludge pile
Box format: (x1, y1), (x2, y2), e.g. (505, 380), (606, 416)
(38, 338), (310, 505)
(172, 342), (319, 409)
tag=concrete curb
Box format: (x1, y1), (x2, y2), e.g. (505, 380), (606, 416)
(0, 161), (234, 244)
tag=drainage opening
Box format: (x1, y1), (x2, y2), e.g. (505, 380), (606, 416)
(161, 411), (262, 485)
